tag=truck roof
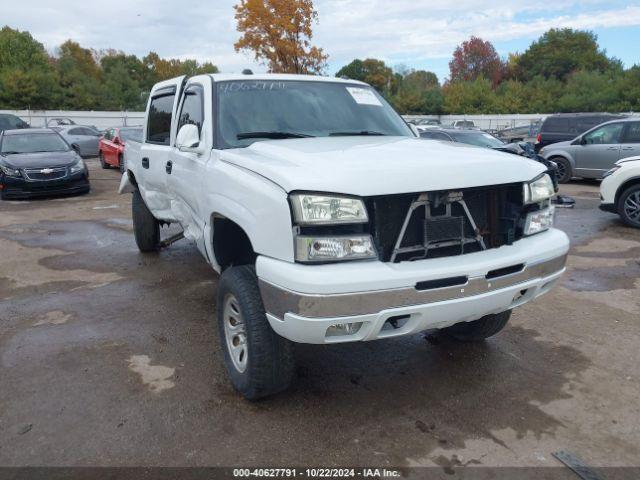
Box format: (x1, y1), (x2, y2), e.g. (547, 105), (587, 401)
(208, 73), (367, 85)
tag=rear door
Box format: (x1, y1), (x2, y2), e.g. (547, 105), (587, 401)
(620, 121), (640, 160)
(166, 76), (212, 251)
(139, 76), (186, 219)
(574, 122), (624, 177)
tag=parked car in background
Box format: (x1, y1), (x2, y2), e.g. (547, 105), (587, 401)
(410, 118), (441, 127)
(47, 117), (100, 132)
(50, 125), (101, 157)
(600, 156), (640, 228)
(497, 122), (541, 144)
(0, 128), (89, 199)
(420, 128), (504, 148)
(0, 113), (29, 132)
(535, 113), (626, 152)
(451, 120), (477, 129)
(99, 127), (143, 173)
(540, 118), (640, 183)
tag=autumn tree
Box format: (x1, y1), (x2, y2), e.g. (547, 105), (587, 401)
(449, 36), (505, 86)
(233, 0), (328, 74)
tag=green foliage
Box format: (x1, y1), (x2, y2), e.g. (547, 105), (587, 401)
(336, 58), (399, 97)
(517, 28), (613, 81)
(442, 78), (497, 114)
(0, 26), (219, 110)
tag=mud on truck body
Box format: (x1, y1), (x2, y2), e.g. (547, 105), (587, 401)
(120, 73), (569, 399)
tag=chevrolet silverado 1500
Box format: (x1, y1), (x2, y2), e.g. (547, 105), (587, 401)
(120, 73), (569, 399)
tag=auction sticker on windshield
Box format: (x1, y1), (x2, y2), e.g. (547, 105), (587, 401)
(346, 87), (382, 106)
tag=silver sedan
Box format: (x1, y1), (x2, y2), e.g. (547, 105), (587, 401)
(50, 125), (101, 157)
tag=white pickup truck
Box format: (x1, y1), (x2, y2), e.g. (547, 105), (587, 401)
(120, 73), (569, 399)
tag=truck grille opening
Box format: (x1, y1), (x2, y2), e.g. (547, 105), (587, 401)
(366, 184), (524, 263)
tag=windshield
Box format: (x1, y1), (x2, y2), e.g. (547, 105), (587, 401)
(450, 131), (504, 148)
(216, 80), (411, 148)
(1, 133), (69, 154)
(120, 128), (143, 142)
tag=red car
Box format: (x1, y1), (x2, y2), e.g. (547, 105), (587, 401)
(98, 127), (143, 173)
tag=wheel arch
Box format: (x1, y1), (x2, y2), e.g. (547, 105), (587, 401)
(615, 176), (640, 205)
(210, 213), (256, 272)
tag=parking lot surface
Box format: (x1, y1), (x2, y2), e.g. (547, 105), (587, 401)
(1, 159), (639, 469)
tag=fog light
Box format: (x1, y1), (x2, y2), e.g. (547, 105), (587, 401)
(524, 206), (554, 236)
(326, 322), (363, 337)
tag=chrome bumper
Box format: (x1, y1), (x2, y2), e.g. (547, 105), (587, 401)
(259, 254), (567, 320)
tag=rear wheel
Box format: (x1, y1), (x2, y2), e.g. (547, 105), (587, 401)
(443, 310), (512, 342)
(551, 157), (572, 184)
(617, 185), (640, 228)
(217, 265), (295, 400)
(131, 190), (160, 252)
(99, 151), (109, 169)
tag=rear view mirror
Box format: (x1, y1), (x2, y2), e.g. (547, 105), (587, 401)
(176, 124), (205, 154)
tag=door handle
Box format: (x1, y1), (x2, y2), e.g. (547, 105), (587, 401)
(142, 157), (149, 169)
(165, 160), (172, 174)
(607, 146), (618, 150)
(622, 146), (634, 150)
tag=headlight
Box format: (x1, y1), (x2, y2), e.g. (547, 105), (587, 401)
(524, 206), (554, 236)
(69, 160), (86, 174)
(295, 235), (377, 262)
(524, 174), (554, 204)
(0, 164), (21, 177)
(603, 165), (621, 178)
(290, 194), (368, 225)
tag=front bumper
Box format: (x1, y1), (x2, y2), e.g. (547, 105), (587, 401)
(257, 228), (569, 344)
(1, 174), (90, 199)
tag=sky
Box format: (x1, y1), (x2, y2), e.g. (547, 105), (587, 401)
(2, 0), (640, 81)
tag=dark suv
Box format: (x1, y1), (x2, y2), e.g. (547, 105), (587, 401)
(536, 113), (626, 152)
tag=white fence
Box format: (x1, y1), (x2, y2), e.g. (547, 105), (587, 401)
(1, 110), (145, 129)
(4, 109), (640, 132)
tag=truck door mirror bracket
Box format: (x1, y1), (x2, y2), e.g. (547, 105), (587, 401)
(176, 124), (205, 154)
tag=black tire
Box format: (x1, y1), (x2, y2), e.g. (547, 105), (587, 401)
(131, 190), (160, 252)
(216, 265), (295, 400)
(617, 185), (640, 229)
(99, 151), (109, 169)
(443, 310), (512, 342)
(551, 157), (572, 184)
(118, 154), (125, 174)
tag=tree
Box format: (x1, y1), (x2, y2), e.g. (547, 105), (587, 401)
(0, 26), (60, 109)
(233, 0), (328, 74)
(449, 36), (504, 86)
(442, 78), (497, 114)
(557, 70), (621, 112)
(55, 40), (103, 109)
(517, 29), (613, 81)
(336, 58), (399, 96)
(392, 69), (443, 114)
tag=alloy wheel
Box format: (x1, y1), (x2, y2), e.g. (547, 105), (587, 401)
(222, 294), (248, 373)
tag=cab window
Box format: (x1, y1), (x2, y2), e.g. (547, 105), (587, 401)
(147, 93), (175, 145)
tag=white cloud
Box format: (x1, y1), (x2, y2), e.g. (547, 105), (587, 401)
(3, 0), (639, 76)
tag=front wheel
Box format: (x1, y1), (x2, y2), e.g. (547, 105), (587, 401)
(131, 190), (160, 252)
(118, 154), (125, 174)
(551, 157), (572, 184)
(617, 185), (640, 228)
(217, 265), (295, 400)
(443, 310), (512, 342)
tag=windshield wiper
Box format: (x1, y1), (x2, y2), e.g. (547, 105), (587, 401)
(237, 131), (314, 140)
(329, 130), (386, 136)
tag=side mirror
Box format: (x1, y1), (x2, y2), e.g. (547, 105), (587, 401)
(113, 137), (121, 145)
(176, 124), (205, 154)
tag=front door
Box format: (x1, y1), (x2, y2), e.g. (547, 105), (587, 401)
(574, 122), (624, 178)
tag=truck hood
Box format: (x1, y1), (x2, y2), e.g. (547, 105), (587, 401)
(220, 136), (545, 196)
